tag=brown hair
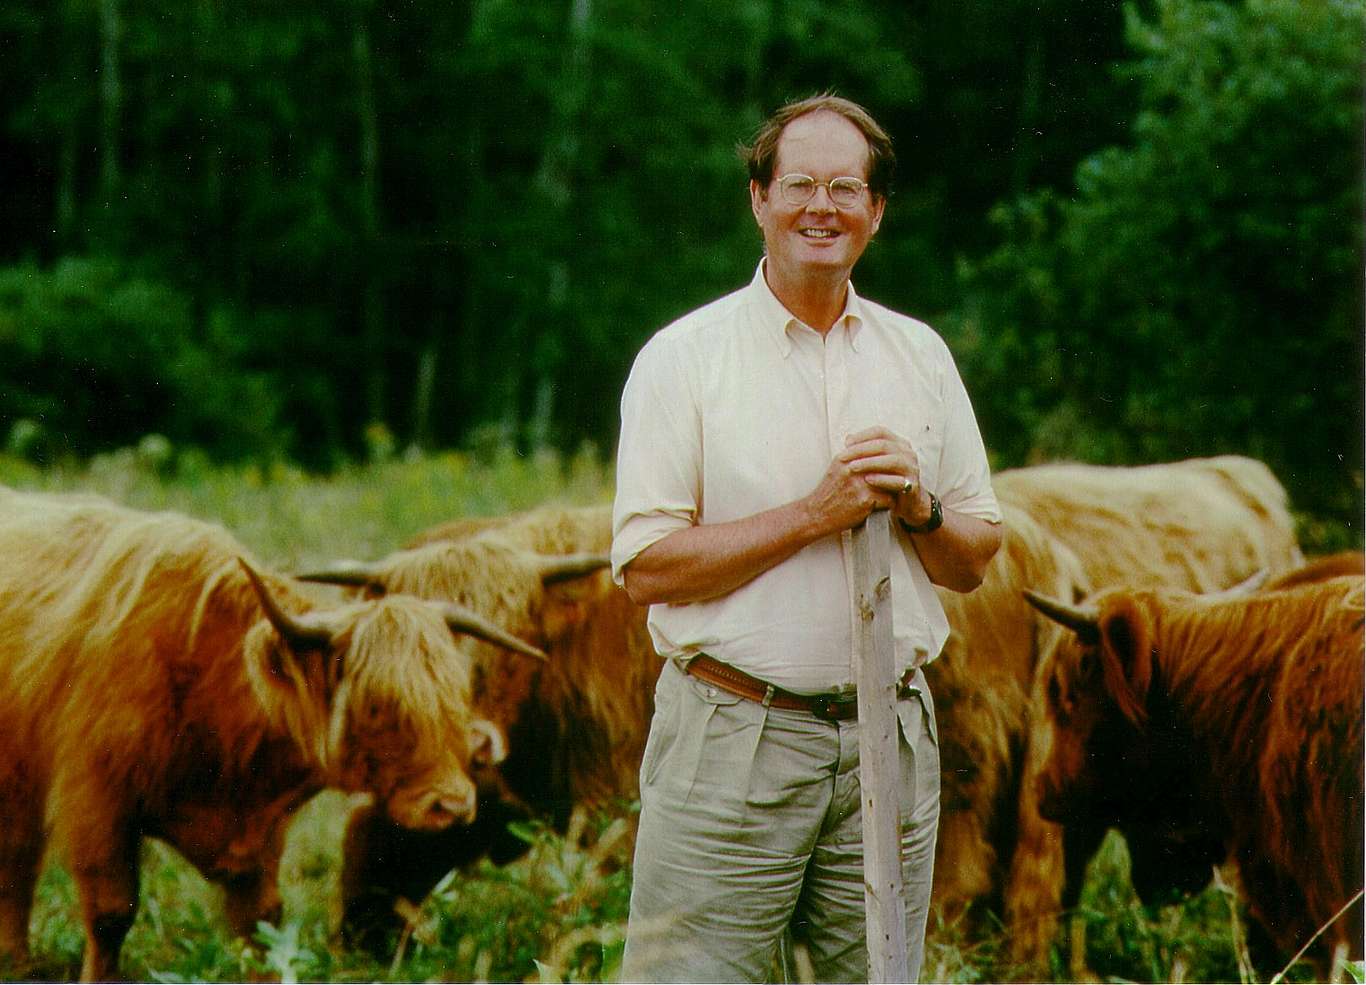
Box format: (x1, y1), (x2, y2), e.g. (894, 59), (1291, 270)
(740, 93), (896, 199)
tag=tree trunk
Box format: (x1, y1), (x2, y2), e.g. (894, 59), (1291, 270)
(1010, 11), (1045, 198)
(521, 0), (592, 450)
(354, 17), (386, 428)
(98, 0), (122, 208)
(56, 124), (77, 247)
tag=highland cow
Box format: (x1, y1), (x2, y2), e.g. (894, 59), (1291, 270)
(0, 488), (540, 981)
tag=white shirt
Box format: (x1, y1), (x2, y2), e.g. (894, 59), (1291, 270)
(612, 262), (1001, 693)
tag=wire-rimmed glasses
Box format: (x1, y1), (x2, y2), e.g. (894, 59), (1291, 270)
(774, 173), (870, 209)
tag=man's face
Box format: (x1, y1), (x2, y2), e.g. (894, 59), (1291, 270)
(750, 110), (885, 291)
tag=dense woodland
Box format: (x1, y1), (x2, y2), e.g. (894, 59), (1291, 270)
(0, 0), (1361, 527)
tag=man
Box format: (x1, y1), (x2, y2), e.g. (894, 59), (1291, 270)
(611, 94), (1002, 983)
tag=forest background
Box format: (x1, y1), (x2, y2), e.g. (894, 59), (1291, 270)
(0, 0), (1362, 539)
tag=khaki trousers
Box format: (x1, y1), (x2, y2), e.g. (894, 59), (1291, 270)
(622, 659), (940, 983)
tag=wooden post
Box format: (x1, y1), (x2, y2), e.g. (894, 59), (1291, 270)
(851, 508), (908, 983)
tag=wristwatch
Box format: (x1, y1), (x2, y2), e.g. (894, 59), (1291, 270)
(899, 491), (943, 534)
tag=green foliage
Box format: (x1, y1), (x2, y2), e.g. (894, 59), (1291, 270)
(957, 0), (1364, 524)
(4, 439), (611, 568)
(0, 258), (288, 463)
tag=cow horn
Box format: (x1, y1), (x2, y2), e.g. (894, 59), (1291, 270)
(442, 602), (548, 661)
(239, 558), (336, 650)
(1023, 588), (1101, 642)
(536, 552), (611, 584)
(294, 559), (386, 589)
(1210, 568), (1269, 598)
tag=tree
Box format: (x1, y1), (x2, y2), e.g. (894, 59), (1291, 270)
(957, 0), (1364, 519)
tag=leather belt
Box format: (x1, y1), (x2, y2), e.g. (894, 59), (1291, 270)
(684, 653), (916, 722)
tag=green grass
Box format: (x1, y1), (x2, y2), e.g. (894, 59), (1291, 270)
(1, 444), (1358, 982)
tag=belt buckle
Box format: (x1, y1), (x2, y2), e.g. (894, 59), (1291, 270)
(810, 694), (855, 722)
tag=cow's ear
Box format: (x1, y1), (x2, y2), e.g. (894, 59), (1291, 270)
(1097, 597), (1152, 725)
(541, 567), (614, 644)
(469, 718), (508, 767)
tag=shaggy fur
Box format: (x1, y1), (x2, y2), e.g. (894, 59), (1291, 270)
(994, 455), (1303, 971)
(925, 503), (1084, 942)
(0, 488), (500, 981)
(317, 504), (663, 945)
(995, 455), (1302, 591)
(1031, 576), (1364, 974)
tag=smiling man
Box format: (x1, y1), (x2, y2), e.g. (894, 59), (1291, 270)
(611, 94), (1003, 983)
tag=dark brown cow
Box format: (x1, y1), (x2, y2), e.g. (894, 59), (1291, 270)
(1026, 575), (1364, 977)
(994, 455), (1302, 971)
(0, 488), (540, 981)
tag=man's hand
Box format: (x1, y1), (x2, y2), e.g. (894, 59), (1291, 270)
(835, 426), (935, 530)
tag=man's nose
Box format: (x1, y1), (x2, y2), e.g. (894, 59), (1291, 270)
(805, 186), (837, 212)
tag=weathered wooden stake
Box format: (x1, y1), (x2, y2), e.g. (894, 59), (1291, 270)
(851, 508), (908, 983)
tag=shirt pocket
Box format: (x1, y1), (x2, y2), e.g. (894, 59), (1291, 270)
(910, 418), (944, 496)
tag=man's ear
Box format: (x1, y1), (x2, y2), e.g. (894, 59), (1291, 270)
(750, 179), (767, 225)
(870, 194), (886, 236)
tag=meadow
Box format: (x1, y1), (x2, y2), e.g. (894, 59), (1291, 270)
(0, 443), (1352, 983)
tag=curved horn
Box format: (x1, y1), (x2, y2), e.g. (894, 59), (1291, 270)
(239, 558), (336, 650)
(1209, 568), (1269, 598)
(442, 602), (548, 661)
(1023, 588), (1101, 643)
(294, 559), (386, 589)
(536, 552), (611, 584)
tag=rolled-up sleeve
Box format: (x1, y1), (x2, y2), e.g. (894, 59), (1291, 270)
(935, 346), (1002, 524)
(611, 333), (702, 584)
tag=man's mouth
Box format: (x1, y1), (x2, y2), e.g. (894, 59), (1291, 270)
(799, 228), (840, 240)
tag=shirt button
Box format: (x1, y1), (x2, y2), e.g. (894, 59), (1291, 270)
(706, 687), (716, 698)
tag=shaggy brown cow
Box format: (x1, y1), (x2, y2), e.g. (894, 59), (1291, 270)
(1025, 575), (1364, 976)
(924, 503), (1085, 931)
(993, 454), (1302, 970)
(297, 505), (661, 945)
(0, 487), (541, 981)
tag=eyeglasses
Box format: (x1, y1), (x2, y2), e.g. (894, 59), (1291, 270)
(773, 173), (870, 209)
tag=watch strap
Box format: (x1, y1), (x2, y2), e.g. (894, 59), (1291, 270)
(899, 491), (943, 534)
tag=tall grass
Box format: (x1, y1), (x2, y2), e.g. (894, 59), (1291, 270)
(0, 445), (1354, 982)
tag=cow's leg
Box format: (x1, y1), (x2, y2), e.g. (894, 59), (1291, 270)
(59, 809), (140, 983)
(219, 815), (288, 938)
(0, 780), (42, 969)
(1002, 803), (1064, 973)
(222, 867), (282, 940)
(0, 841), (41, 970)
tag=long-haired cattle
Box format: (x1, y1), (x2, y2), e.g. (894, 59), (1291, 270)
(1025, 575), (1364, 976)
(298, 504), (662, 945)
(924, 503), (1085, 936)
(992, 455), (1302, 971)
(0, 488), (538, 981)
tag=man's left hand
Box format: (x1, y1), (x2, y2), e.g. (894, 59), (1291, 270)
(840, 426), (935, 528)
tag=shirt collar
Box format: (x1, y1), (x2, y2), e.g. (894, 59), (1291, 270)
(749, 259), (866, 356)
